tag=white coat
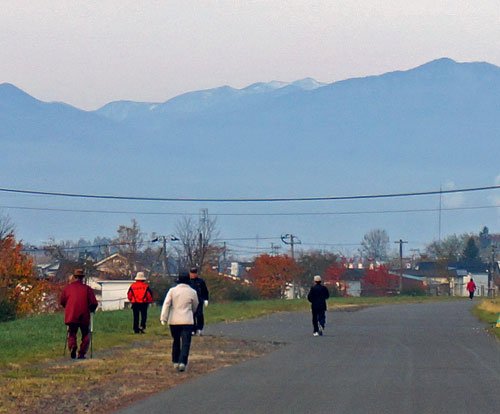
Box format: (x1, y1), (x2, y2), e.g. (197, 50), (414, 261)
(160, 283), (199, 325)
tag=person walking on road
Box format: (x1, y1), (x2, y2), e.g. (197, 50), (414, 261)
(189, 266), (209, 336)
(127, 271), (154, 334)
(160, 271), (199, 372)
(307, 275), (330, 337)
(60, 269), (98, 359)
(466, 277), (477, 300)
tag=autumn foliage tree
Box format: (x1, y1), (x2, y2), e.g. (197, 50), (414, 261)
(297, 250), (339, 289)
(362, 266), (399, 296)
(0, 233), (36, 319)
(322, 262), (348, 296)
(248, 254), (302, 299)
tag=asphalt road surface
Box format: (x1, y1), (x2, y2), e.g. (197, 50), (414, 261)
(118, 301), (500, 414)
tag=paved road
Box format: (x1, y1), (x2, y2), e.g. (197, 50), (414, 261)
(118, 301), (500, 414)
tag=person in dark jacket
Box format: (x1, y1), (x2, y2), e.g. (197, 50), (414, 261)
(127, 271), (154, 334)
(60, 269), (98, 359)
(307, 275), (330, 336)
(189, 267), (209, 335)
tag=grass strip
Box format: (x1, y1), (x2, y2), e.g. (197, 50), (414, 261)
(473, 298), (500, 340)
(0, 295), (459, 366)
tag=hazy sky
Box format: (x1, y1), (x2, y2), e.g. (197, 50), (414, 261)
(1, 0), (499, 110)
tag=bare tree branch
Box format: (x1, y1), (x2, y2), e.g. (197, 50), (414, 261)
(175, 213), (219, 271)
(0, 212), (15, 241)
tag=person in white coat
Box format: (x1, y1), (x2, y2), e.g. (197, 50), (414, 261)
(160, 271), (199, 372)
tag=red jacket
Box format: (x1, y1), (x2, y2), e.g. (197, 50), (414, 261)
(60, 280), (98, 325)
(127, 281), (153, 304)
(466, 280), (476, 292)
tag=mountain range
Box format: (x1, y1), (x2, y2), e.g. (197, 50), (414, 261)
(1, 58), (499, 256)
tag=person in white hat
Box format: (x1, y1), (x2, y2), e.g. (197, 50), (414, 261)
(307, 275), (330, 336)
(127, 271), (154, 334)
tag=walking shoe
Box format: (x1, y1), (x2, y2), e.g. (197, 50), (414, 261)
(313, 332), (319, 337)
(177, 363), (186, 372)
(173, 363), (179, 370)
(318, 328), (323, 336)
(70, 347), (77, 359)
(77, 355), (86, 360)
(196, 329), (203, 336)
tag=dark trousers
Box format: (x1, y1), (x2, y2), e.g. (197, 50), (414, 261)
(169, 325), (193, 365)
(67, 323), (90, 357)
(132, 303), (149, 332)
(312, 308), (326, 333)
(194, 303), (205, 331)
(469, 291), (475, 300)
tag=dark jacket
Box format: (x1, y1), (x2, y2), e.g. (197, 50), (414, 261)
(307, 283), (330, 311)
(190, 277), (209, 302)
(60, 280), (98, 325)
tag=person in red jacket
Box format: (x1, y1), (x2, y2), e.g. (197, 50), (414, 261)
(60, 269), (98, 359)
(466, 278), (477, 300)
(127, 271), (154, 334)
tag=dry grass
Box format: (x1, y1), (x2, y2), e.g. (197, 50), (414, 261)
(477, 298), (500, 314)
(0, 335), (280, 414)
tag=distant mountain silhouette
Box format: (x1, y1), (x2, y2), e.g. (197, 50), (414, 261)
(1, 58), (499, 245)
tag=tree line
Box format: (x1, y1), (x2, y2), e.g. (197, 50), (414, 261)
(0, 209), (497, 321)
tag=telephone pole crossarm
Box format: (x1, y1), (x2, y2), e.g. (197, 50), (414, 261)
(281, 233), (301, 260)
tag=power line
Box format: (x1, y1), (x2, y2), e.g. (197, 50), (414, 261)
(1, 203), (499, 217)
(1, 184), (499, 203)
(21, 240), (157, 252)
(214, 237), (277, 241)
(224, 242), (271, 251)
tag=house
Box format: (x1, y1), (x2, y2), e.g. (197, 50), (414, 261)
(36, 261), (60, 279)
(97, 280), (133, 311)
(94, 253), (132, 279)
(453, 272), (490, 297)
(405, 260), (497, 297)
(337, 269), (364, 297)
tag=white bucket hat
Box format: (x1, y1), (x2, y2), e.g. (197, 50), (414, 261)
(135, 271), (146, 281)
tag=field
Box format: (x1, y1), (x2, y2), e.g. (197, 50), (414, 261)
(0, 296), (497, 413)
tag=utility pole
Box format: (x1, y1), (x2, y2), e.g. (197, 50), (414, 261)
(162, 236), (167, 277)
(281, 233), (301, 299)
(281, 234), (301, 260)
(152, 235), (179, 279)
(489, 245), (497, 297)
(438, 186), (442, 242)
(394, 239), (408, 293)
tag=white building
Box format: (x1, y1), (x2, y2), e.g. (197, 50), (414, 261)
(455, 273), (490, 297)
(97, 280), (133, 311)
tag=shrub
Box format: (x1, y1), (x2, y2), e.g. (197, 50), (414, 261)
(0, 299), (16, 322)
(401, 287), (427, 296)
(148, 276), (173, 305)
(203, 271), (261, 302)
(223, 283), (260, 301)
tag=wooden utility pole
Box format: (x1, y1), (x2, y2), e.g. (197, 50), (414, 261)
(281, 234), (300, 260)
(394, 239), (408, 293)
(152, 235), (179, 279)
(489, 245), (497, 297)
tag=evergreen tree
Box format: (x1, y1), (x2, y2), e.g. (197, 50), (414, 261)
(460, 237), (482, 269)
